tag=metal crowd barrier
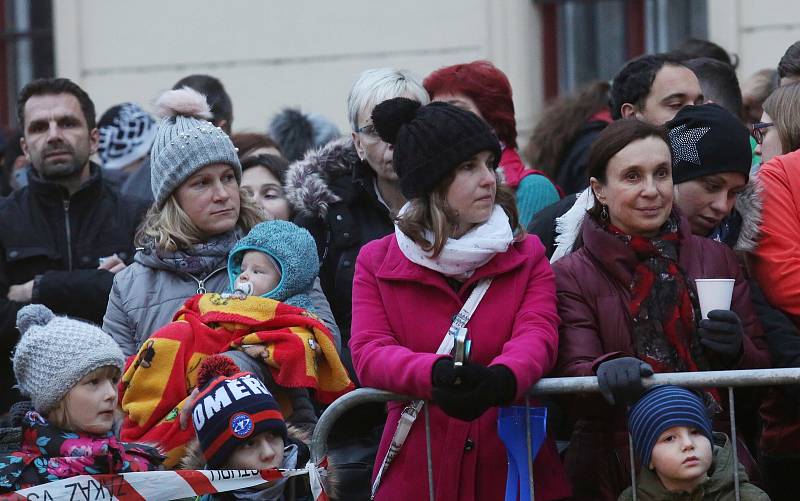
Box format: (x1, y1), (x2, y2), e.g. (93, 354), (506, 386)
(311, 367), (800, 501)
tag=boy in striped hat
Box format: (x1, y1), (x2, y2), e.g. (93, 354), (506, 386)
(619, 385), (768, 500)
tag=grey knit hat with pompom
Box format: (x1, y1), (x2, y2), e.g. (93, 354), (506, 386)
(150, 86), (242, 208)
(13, 304), (125, 414)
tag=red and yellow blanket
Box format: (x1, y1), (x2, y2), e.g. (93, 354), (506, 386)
(119, 293), (353, 467)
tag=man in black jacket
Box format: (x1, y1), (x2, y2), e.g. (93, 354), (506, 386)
(0, 78), (146, 411)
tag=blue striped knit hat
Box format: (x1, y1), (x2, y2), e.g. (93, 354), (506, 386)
(628, 385), (713, 467)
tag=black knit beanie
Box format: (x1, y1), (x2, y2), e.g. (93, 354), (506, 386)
(666, 103), (751, 184)
(371, 98), (501, 199)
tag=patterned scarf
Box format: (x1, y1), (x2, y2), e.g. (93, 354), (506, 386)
(0, 411), (162, 492)
(607, 216), (719, 401)
(153, 230), (241, 277)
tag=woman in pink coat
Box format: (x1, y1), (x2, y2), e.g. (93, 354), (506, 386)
(349, 97), (571, 501)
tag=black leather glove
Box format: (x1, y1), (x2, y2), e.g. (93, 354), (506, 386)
(432, 365), (516, 421)
(596, 357), (654, 406)
(698, 309), (744, 366)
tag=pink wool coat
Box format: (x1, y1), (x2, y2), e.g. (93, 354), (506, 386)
(350, 233), (571, 501)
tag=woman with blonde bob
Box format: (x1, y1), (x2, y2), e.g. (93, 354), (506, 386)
(349, 97), (570, 501)
(103, 87), (338, 357)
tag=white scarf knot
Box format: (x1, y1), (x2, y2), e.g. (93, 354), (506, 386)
(394, 203), (513, 279)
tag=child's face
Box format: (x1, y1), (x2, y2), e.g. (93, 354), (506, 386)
(56, 366), (120, 435)
(235, 251), (281, 296)
(226, 431), (285, 470)
(649, 425), (713, 493)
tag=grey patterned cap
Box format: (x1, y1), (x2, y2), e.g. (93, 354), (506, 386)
(150, 87), (241, 208)
(13, 304), (125, 414)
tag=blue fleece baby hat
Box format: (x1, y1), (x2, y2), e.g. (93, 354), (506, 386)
(628, 385), (714, 467)
(228, 220), (319, 310)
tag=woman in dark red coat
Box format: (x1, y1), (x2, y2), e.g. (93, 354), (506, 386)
(551, 119), (769, 500)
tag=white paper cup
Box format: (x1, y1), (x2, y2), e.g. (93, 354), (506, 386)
(695, 279), (735, 319)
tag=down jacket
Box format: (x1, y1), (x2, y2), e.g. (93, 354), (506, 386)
(552, 213), (769, 500)
(350, 233), (571, 501)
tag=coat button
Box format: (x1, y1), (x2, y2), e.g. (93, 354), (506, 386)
(464, 438), (474, 451)
(8, 250), (18, 258)
(342, 260), (351, 268)
(336, 215), (343, 221)
(343, 232), (350, 239)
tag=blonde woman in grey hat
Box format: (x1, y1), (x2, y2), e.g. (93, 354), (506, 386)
(102, 87), (340, 359)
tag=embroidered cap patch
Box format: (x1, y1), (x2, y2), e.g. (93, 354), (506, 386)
(230, 412), (254, 438)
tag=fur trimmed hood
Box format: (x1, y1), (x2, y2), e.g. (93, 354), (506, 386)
(284, 137), (362, 222)
(733, 175), (763, 252)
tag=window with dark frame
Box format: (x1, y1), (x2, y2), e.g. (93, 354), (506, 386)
(539, 0), (708, 100)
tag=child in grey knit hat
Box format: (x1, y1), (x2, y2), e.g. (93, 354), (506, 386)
(0, 305), (161, 492)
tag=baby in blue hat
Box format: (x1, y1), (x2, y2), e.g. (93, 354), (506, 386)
(227, 220), (319, 312)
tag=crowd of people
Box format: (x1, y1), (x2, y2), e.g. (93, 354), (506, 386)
(0, 36), (799, 501)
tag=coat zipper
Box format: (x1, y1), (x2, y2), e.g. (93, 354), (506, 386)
(187, 266), (226, 294)
(63, 199), (73, 271)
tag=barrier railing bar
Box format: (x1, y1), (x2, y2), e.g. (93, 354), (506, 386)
(628, 429), (638, 501)
(528, 367), (800, 395)
(729, 387), (741, 501)
(525, 397), (534, 501)
(311, 370), (800, 499)
(424, 404), (434, 501)
(311, 367), (800, 463)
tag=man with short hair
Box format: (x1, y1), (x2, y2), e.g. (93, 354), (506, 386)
(777, 40), (800, 86)
(0, 78), (145, 412)
(612, 53), (704, 125)
(683, 57), (743, 119)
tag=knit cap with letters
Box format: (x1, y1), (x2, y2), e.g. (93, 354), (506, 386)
(13, 304), (125, 414)
(628, 385), (714, 467)
(191, 355), (287, 468)
(150, 86), (241, 208)
(371, 97), (501, 199)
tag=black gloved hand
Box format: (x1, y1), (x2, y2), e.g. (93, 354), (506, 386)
(432, 359), (494, 389)
(432, 358), (459, 387)
(698, 309), (744, 366)
(432, 365), (517, 421)
(596, 357), (654, 406)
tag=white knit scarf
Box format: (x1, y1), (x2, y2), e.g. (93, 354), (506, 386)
(394, 203), (513, 279)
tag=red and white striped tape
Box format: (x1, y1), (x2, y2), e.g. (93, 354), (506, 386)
(0, 460), (330, 501)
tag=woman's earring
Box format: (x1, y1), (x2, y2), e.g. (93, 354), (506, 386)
(600, 204), (609, 221)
